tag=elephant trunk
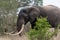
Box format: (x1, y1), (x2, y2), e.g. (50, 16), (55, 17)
(17, 18), (25, 32)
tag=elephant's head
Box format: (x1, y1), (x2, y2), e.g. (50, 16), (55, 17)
(16, 7), (41, 32)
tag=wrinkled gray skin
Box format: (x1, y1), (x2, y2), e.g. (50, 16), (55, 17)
(17, 5), (60, 35)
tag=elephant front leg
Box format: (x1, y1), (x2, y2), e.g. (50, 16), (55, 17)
(30, 18), (38, 30)
(30, 18), (36, 29)
(31, 22), (36, 29)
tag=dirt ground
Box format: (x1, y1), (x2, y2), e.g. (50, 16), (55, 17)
(0, 34), (29, 40)
(0, 29), (60, 40)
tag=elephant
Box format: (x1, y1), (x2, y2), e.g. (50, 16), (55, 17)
(5, 5), (60, 35)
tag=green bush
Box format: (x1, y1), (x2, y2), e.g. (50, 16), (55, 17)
(28, 17), (55, 40)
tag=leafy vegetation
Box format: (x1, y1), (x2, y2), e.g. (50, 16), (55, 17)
(28, 17), (57, 40)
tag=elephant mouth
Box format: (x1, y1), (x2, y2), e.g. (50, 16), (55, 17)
(4, 24), (25, 36)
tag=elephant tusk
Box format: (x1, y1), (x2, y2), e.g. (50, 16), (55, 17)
(4, 24), (24, 36)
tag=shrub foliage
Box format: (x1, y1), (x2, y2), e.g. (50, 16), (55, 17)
(28, 17), (56, 40)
